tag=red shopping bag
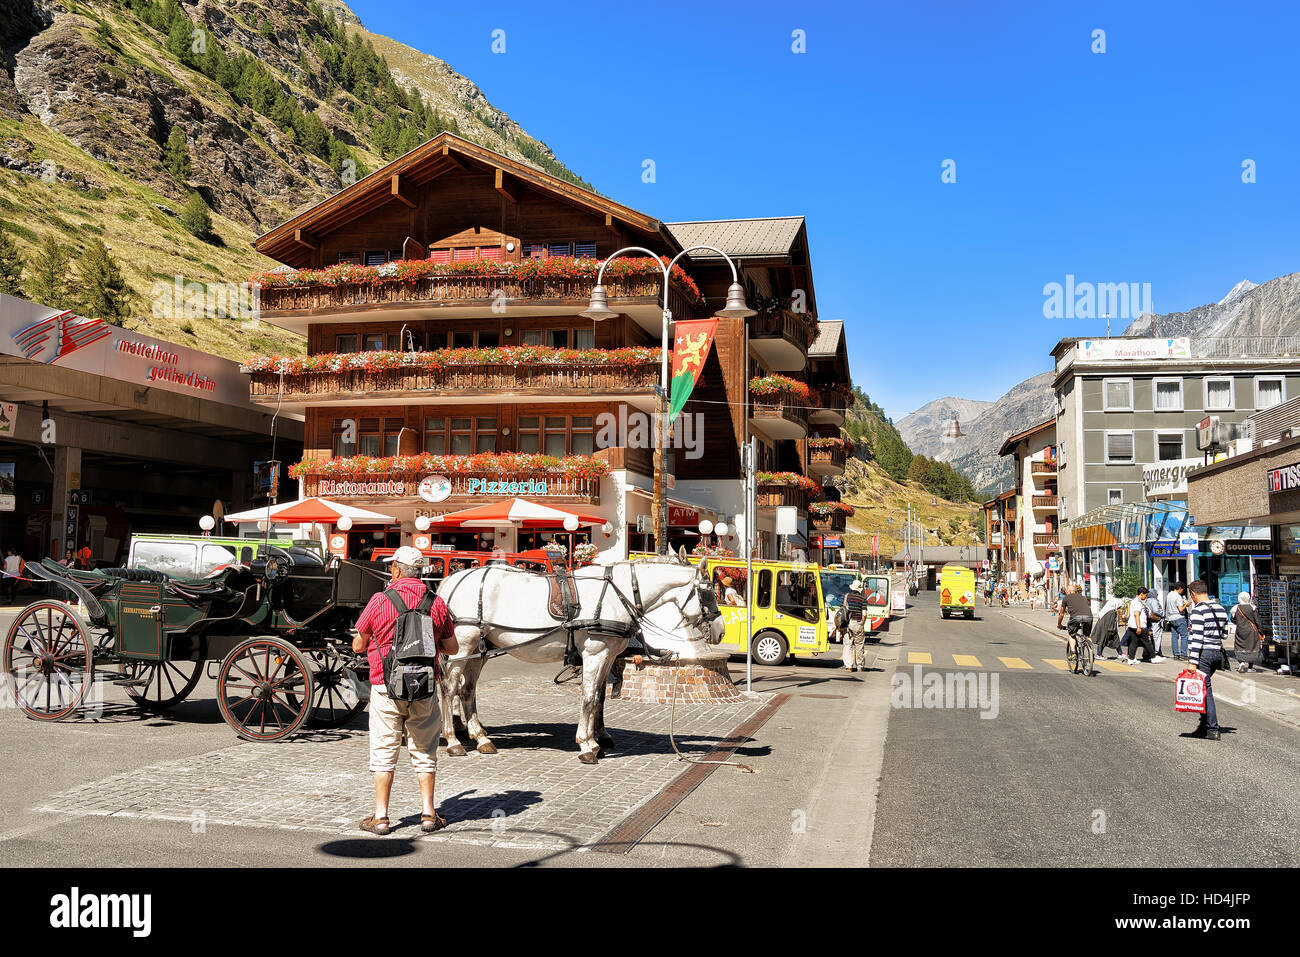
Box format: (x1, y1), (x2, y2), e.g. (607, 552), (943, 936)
(1175, 668), (1206, 714)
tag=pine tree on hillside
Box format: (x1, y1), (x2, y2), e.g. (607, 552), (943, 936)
(26, 234), (71, 307)
(163, 126), (190, 180)
(74, 240), (132, 326)
(0, 225), (25, 297)
(906, 454), (932, 486)
(180, 193), (212, 240)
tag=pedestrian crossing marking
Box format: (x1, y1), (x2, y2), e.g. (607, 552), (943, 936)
(1043, 658), (1069, 670)
(952, 654), (982, 667)
(907, 652), (932, 664)
(1095, 659), (1139, 673)
(998, 657), (1033, 669)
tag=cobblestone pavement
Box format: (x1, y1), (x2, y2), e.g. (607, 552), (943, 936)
(33, 673), (765, 853)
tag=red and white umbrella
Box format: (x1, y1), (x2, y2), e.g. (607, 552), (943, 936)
(223, 497), (396, 525)
(425, 498), (604, 529)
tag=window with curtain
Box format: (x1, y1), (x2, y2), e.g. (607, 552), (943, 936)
(1108, 489), (1123, 506)
(450, 417), (473, 455)
(423, 417), (446, 454)
(547, 329), (570, 349)
(1154, 379), (1183, 411)
(335, 334), (359, 353)
(522, 329), (544, 346)
(1205, 378), (1234, 410)
(1257, 377), (1285, 409)
(475, 417), (497, 453)
(1105, 431), (1134, 464)
(543, 416), (567, 457)
(1103, 378), (1132, 410)
(574, 327), (595, 349)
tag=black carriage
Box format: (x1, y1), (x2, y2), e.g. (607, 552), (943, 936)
(3, 547), (389, 741)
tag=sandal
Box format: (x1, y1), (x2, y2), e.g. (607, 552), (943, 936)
(360, 815), (391, 836)
(421, 812), (447, 833)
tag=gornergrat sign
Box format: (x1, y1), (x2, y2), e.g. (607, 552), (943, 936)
(1268, 462), (1300, 494)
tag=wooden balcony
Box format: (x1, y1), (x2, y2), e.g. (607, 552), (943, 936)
(807, 443), (848, 476)
(300, 468), (601, 505)
(244, 354), (657, 408)
(756, 483), (811, 513)
(593, 444), (653, 477)
(255, 271), (698, 338)
(810, 511), (848, 533)
(749, 310), (816, 371)
(1032, 495), (1059, 510)
(810, 385), (848, 424)
(1032, 532), (1060, 547)
(749, 393), (809, 440)
(1031, 461), (1058, 475)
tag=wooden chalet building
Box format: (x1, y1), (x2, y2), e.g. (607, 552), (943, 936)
(245, 133), (851, 560)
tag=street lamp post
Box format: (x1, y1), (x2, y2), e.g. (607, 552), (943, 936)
(582, 246), (754, 555)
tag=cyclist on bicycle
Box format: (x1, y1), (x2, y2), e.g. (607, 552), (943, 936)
(1056, 583), (1094, 655)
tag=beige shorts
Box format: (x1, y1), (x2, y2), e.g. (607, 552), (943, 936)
(368, 684), (441, 774)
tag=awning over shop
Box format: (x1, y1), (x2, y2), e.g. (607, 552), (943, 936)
(1068, 501), (1192, 549)
(425, 498), (604, 529)
(224, 497), (396, 525)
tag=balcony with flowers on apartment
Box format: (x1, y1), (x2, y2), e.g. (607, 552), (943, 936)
(807, 435), (852, 476)
(749, 374), (813, 440)
(808, 500), (855, 534)
(241, 345), (660, 412)
(248, 253), (703, 338)
(756, 471), (822, 516)
(747, 297), (819, 372)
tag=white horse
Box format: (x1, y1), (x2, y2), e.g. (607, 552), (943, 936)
(435, 551), (724, 764)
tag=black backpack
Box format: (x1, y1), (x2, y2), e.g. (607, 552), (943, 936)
(380, 587), (442, 702)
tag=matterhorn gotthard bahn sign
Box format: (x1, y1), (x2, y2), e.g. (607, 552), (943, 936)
(0, 293), (250, 407)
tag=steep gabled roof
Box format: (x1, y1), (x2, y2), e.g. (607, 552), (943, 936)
(254, 132), (677, 263)
(997, 417), (1056, 458)
(809, 319), (844, 357)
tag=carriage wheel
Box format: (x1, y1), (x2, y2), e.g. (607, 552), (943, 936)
(124, 639), (206, 712)
(217, 637), (314, 742)
(306, 647), (366, 728)
(3, 601), (93, 720)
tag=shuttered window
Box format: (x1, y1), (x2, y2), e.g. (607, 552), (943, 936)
(574, 242), (597, 259)
(1105, 431), (1135, 464)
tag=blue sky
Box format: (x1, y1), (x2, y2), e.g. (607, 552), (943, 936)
(351, 0), (1300, 419)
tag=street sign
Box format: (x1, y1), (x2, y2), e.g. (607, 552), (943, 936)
(1179, 531), (1199, 554)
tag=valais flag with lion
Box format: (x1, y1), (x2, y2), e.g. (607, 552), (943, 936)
(668, 319), (718, 423)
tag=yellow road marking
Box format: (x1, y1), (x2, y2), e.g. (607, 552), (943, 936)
(952, 654), (982, 667)
(1043, 658), (1069, 670)
(907, 652), (932, 664)
(1095, 659), (1139, 673)
(998, 657), (1033, 669)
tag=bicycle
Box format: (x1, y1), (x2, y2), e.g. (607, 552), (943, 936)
(1060, 618), (1095, 675)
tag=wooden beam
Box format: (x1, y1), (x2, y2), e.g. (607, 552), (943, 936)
(441, 143), (467, 170)
(494, 168), (518, 204)
(390, 173), (416, 208)
(605, 214), (621, 238)
(293, 228), (317, 250)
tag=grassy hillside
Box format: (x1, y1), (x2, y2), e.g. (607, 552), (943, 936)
(837, 457), (985, 558)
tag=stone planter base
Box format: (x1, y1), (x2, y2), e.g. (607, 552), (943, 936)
(612, 651), (745, 705)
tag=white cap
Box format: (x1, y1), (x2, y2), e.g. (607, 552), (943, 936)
(384, 545), (427, 567)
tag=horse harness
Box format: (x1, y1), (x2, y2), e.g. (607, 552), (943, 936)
(443, 563), (652, 665)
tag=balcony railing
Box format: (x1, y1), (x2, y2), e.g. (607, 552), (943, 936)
(749, 392), (809, 438)
(1032, 495), (1059, 509)
(751, 310), (816, 353)
(1032, 532), (1060, 546)
(244, 352), (658, 401)
(808, 443), (847, 473)
(1031, 461), (1058, 475)
(810, 385), (849, 422)
(810, 512), (847, 533)
(256, 270), (698, 320)
(756, 483), (811, 512)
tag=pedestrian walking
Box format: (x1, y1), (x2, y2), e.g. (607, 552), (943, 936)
(2, 548), (21, 604)
(841, 579), (868, 672)
(1119, 587), (1158, 663)
(1187, 580), (1229, 741)
(352, 546), (459, 836)
(1232, 591), (1266, 674)
(1146, 587), (1166, 658)
(1164, 583), (1190, 660)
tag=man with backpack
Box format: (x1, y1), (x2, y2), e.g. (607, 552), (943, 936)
(352, 546), (459, 836)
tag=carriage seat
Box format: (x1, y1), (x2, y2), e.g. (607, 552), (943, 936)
(165, 565), (251, 603)
(100, 567), (170, 583)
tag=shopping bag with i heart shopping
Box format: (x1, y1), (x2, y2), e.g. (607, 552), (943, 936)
(1175, 668), (1207, 714)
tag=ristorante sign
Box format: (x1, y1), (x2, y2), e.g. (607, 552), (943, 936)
(1, 294), (251, 407)
(317, 475), (555, 497)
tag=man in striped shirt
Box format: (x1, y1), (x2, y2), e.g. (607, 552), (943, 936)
(1186, 580), (1228, 741)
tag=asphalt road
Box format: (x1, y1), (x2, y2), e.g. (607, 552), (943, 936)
(868, 590), (1300, 866)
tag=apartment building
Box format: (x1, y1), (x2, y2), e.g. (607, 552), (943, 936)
(243, 133), (849, 560)
(1052, 335), (1290, 603)
(996, 418), (1061, 590)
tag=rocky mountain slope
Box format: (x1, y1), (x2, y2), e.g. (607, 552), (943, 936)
(940, 371), (1056, 496)
(896, 396), (994, 459)
(1123, 271), (1300, 339)
(0, 0), (587, 357)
